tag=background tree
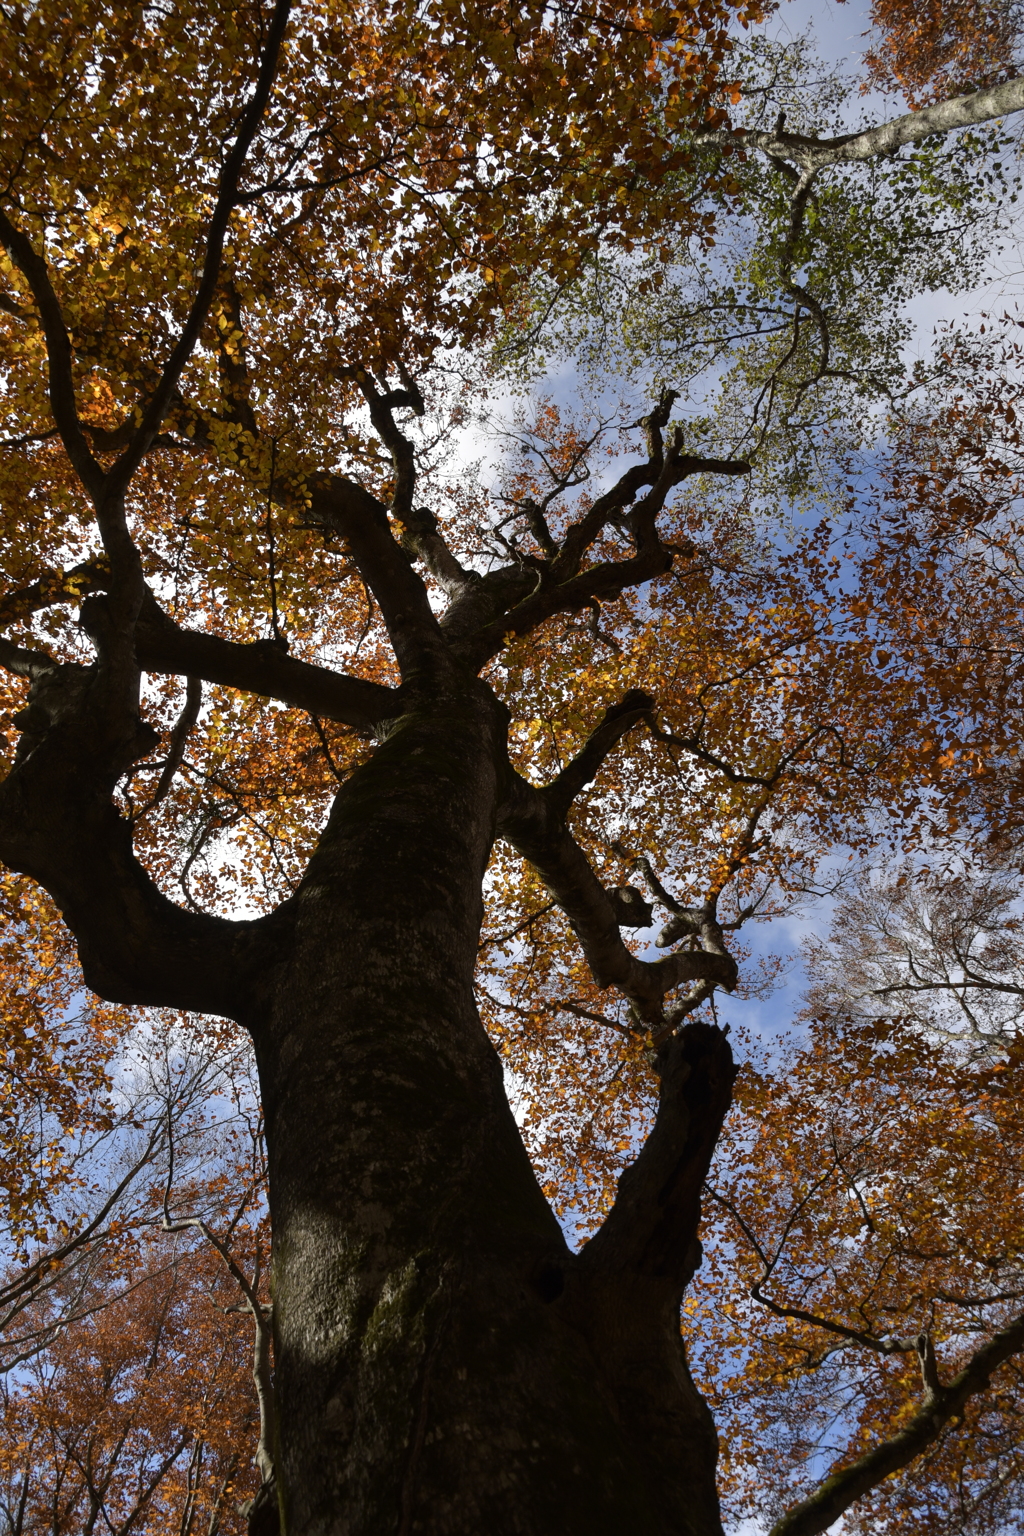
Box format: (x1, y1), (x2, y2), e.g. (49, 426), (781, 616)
(699, 1008), (1024, 1536)
(0, 1228), (266, 1536)
(693, 852), (1024, 1536)
(1, 1), (1024, 1533)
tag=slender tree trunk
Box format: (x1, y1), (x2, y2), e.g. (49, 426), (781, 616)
(255, 679), (726, 1536)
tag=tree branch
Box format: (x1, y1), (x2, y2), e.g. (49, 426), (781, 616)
(700, 75), (1024, 170)
(108, 0), (294, 494)
(138, 676), (203, 814)
(459, 545), (674, 671)
(550, 389), (680, 582)
(0, 559), (111, 629)
(0, 1121), (165, 1324)
(0, 659), (291, 1017)
(542, 689), (655, 818)
(212, 280), (259, 440)
(350, 364), (472, 599)
(579, 1021), (736, 1295)
(0, 208), (105, 499)
(769, 1307), (1024, 1536)
(304, 472), (446, 679)
(456, 436), (747, 669)
(133, 587), (401, 730)
(0, 567), (402, 730)
(435, 394), (746, 668)
(498, 769), (736, 1023)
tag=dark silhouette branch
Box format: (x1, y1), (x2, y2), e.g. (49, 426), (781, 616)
(498, 767), (736, 1023)
(138, 677), (203, 814)
(769, 1306), (1024, 1536)
(351, 364), (471, 600)
(579, 1021), (736, 1295)
(458, 430), (748, 669)
(0, 209), (105, 499)
(435, 394), (746, 669)
(133, 587), (401, 730)
(0, 559), (111, 628)
(0, 568), (403, 731)
(303, 473), (446, 679)
(0, 655), (290, 1016)
(108, 0), (294, 493)
(542, 689), (655, 818)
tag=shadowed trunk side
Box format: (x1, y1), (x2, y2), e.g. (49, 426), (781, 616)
(255, 681), (732, 1536)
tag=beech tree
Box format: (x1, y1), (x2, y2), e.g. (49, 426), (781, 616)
(0, 1231), (266, 1535)
(2, 1), (1024, 1532)
(695, 859), (1024, 1536)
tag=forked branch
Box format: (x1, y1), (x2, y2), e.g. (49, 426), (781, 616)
(699, 76), (1024, 170)
(351, 364), (471, 599)
(457, 427), (747, 668)
(498, 766), (736, 1024)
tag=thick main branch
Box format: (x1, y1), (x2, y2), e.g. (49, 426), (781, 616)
(0, 731), (283, 1016)
(134, 589), (400, 730)
(579, 1022), (736, 1292)
(0, 565), (402, 730)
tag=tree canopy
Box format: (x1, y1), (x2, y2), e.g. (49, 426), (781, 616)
(1, 0), (1024, 1532)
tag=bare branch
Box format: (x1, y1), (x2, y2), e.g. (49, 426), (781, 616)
(133, 587), (400, 731)
(560, 999), (635, 1037)
(348, 364), (473, 601)
(137, 677), (203, 815)
(0, 1121), (165, 1325)
(0, 563), (401, 731)
(458, 436), (747, 669)
(0, 659), (291, 1016)
(304, 472), (446, 678)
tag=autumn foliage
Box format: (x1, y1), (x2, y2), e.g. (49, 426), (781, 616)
(864, 0), (1020, 104)
(0, 0), (1023, 1532)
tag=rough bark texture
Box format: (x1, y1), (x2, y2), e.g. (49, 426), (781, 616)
(251, 681), (734, 1535)
(0, 377), (746, 1532)
(0, 423), (740, 1534)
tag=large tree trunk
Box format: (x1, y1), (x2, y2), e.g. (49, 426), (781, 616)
(254, 680), (729, 1536)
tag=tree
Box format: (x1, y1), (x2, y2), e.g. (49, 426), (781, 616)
(0, 1001), (272, 1532)
(860, 0), (1021, 105)
(696, 859), (1024, 1535)
(0, 1229), (266, 1536)
(1, 1), (1024, 1530)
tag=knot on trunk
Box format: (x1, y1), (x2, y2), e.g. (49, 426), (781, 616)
(608, 884), (654, 928)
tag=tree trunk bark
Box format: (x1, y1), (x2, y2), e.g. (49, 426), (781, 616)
(255, 679), (725, 1536)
